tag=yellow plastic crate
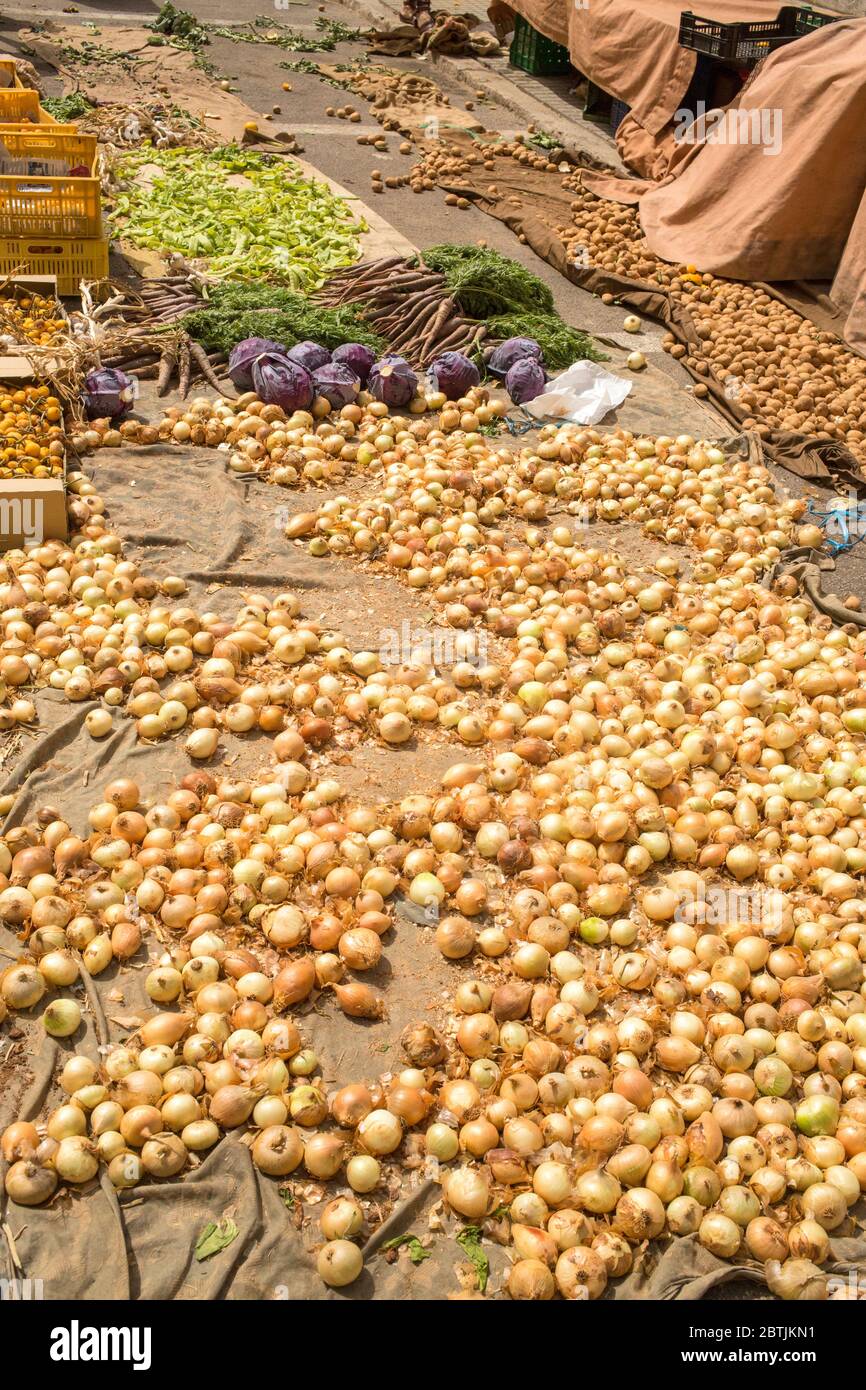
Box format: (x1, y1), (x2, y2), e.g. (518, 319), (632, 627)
(0, 233), (108, 294)
(0, 90), (57, 125)
(0, 122), (79, 136)
(0, 59), (25, 91)
(0, 130), (101, 237)
(0, 129), (96, 165)
(0, 175), (101, 239)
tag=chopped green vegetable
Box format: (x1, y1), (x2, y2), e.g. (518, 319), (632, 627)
(195, 1217), (239, 1261)
(455, 1226), (489, 1293)
(182, 282), (384, 356)
(221, 15), (360, 53)
(149, 2), (209, 46)
(279, 59), (352, 86)
(381, 1234), (431, 1264)
(109, 145), (365, 288)
(56, 39), (141, 74)
(148, 6), (362, 54)
(279, 1186), (296, 1210)
(525, 130), (563, 152)
(41, 92), (93, 122)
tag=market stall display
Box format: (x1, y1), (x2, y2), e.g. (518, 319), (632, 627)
(0, 62), (109, 291)
(315, 247), (601, 368)
(2, 12), (866, 1315)
(0, 274), (67, 347)
(0, 380), (65, 479)
(400, 126), (866, 474)
(107, 146), (366, 289)
(0, 265), (69, 552)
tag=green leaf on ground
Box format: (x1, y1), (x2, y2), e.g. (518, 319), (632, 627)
(195, 1217), (239, 1261)
(456, 1225), (489, 1292)
(382, 1233), (431, 1265)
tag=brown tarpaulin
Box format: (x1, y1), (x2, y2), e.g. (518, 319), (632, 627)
(831, 180), (866, 351)
(493, 4), (843, 178)
(637, 19), (866, 283)
(503, 0), (569, 45)
(504, 0), (790, 127)
(566, 1), (799, 135)
(581, 18), (866, 349)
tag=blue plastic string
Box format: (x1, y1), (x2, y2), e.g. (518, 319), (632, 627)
(804, 497), (866, 555)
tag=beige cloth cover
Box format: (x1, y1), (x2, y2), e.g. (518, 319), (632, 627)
(637, 18), (866, 283)
(831, 181), (866, 350)
(506, 0), (569, 45)
(506, 3), (842, 175)
(511, 1), (794, 129)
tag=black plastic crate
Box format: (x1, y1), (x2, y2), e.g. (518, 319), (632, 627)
(609, 98), (631, 135)
(583, 80), (613, 123)
(679, 7), (840, 67)
(510, 14), (571, 76)
(679, 11), (730, 60)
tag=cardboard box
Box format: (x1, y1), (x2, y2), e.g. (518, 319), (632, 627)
(1, 343), (68, 548)
(0, 353), (34, 381)
(2, 273), (58, 297)
(0, 477), (66, 549)
(0, 346), (66, 382)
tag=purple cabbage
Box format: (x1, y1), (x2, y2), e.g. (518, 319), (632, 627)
(505, 357), (546, 405)
(489, 336), (544, 379)
(331, 341), (377, 385)
(368, 354), (418, 407)
(84, 367), (136, 420)
(252, 352), (314, 412)
(286, 340), (330, 372)
(228, 337), (286, 391)
(312, 362), (360, 408)
(429, 350), (480, 400)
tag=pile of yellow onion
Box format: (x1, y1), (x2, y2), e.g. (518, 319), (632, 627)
(2, 400), (866, 1299)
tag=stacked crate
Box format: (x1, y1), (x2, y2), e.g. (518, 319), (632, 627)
(509, 16), (572, 76)
(0, 276), (69, 549)
(0, 60), (108, 292)
(679, 7), (841, 67)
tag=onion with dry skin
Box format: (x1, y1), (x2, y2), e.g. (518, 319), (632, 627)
(252, 1124), (304, 1175)
(6, 390), (866, 1303)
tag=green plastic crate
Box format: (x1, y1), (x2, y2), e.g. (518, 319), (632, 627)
(793, 5), (837, 35)
(510, 15), (571, 77)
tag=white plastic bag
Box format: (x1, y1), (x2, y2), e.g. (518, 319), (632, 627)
(521, 360), (633, 425)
